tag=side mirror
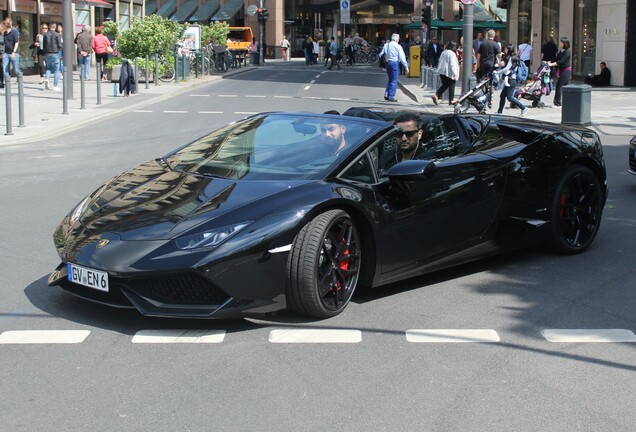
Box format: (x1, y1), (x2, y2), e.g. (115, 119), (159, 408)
(387, 160), (436, 181)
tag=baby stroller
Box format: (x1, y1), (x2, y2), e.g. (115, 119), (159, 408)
(513, 62), (553, 108)
(454, 73), (493, 114)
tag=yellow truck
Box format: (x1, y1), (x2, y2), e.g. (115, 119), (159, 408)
(226, 27), (255, 51)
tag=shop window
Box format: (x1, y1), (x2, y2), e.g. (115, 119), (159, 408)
(517, 0), (531, 44)
(573, 0), (597, 77)
(120, 2), (131, 32)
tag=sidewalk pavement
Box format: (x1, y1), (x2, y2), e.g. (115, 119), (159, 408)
(399, 74), (636, 136)
(0, 64), (257, 146)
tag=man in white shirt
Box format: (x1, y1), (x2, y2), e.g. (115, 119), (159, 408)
(518, 37), (532, 69)
(378, 33), (409, 102)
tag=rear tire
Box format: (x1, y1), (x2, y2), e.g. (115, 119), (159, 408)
(286, 210), (361, 318)
(547, 165), (603, 254)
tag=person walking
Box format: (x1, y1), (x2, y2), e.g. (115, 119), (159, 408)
(0, 20), (5, 89)
(378, 33), (409, 102)
(75, 25), (93, 81)
(495, 44), (528, 116)
(42, 22), (62, 91)
(280, 35), (289, 61)
(426, 37), (442, 68)
(548, 37), (571, 107)
(92, 26), (111, 80)
(432, 41), (460, 106)
(30, 24), (47, 84)
(55, 24), (64, 77)
(324, 36), (332, 67)
(327, 36), (340, 70)
(2, 17), (21, 81)
(476, 29), (500, 81)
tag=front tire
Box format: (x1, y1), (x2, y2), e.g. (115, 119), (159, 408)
(286, 210), (361, 318)
(547, 165), (603, 254)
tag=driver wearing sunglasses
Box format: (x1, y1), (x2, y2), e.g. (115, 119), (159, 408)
(378, 113), (428, 175)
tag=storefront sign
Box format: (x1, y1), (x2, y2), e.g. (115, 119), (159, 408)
(41, 2), (63, 16)
(14, 0), (38, 13)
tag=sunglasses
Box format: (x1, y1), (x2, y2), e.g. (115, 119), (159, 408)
(398, 129), (419, 138)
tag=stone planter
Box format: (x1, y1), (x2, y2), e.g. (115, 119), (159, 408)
(106, 64), (121, 82)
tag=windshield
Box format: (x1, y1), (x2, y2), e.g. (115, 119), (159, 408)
(166, 114), (383, 180)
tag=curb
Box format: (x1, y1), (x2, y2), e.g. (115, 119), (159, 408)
(3, 67), (257, 146)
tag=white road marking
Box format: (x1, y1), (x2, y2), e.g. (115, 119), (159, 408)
(315, 75), (321, 78)
(0, 330), (90, 344)
(406, 329), (500, 343)
(132, 329), (226, 344)
(163, 110), (188, 113)
(303, 85), (311, 90)
(302, 96), (320, 99)
(133, 110), (153, 113)
(329, 97), (351, 101)
(198, 111), (223, 114)
(310, 80), (316, 84)
(541, 329), (636, 343)
(274, 95), (293, 99)
(218, 94), (238, 97)
(189, 94), (210, 97)
(246, 95), (266, 98)
(234, 111), (258, 115)
(269, 329), (362, 344)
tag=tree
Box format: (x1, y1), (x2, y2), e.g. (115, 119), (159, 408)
(201, 21), (230, 46)
(116, 15), (186, 59)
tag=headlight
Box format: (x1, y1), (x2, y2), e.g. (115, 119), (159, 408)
(174, 222), (251, 250)
(69, 196), (91, 226)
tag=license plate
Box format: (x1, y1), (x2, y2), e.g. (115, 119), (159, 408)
(67, 263), (109, 292)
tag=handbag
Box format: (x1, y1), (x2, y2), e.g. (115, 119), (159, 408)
(106, 46), (114, 54)
(379, 53), (387, 69)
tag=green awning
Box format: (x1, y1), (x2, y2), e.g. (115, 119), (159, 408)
(190, 0), (220, 22)
(404, 19), (505, 31)
(156, 0), (177, 18)
(210, 0), (242, 21)
(172, 0), (198, 22)
(145, 0), (157, 15)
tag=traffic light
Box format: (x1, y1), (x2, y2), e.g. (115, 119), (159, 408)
(421, 5), (432, 27)
(257, 7), (269, 23)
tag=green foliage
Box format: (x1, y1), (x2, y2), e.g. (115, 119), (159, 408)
(117, 15), (186, 59)
(201, 21), (230, 46)
(105, 57), (122, 69)
(102, 21), (120, 40)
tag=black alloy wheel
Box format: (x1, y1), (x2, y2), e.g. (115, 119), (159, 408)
(287, 210), (361, 318)
(548, 165), (603, 254)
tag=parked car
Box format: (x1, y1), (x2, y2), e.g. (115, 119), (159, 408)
(629, 136), (636, 175)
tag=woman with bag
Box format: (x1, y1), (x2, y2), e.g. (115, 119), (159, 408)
(495, 44), (528, 115)
(92, 26), (112, 80)
(431, 41), (459, 106)
(30, 24), (47, 84)
(280, 35), (289, 61)
(548, 36), (571, 107)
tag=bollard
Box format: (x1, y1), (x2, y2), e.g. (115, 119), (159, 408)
(4, 79), (13, 136)
(174, 55), (179, 82)
(80, 64), (86, 110)
(17, 72), (25, 127)
(96, 63), (102, 105)
(154, 52), (159, 86)
(134, 58), (139, 94)
(62, 66), (69, 115)
(145, 55), (150, 89)
(420, 64), (425, 87)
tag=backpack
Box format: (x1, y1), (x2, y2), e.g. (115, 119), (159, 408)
(517, 60), (528, 81)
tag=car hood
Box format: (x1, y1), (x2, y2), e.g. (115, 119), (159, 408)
(78, 160), (313, 240)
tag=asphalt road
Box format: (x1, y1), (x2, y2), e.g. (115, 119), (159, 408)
(1, 63), (635, 432)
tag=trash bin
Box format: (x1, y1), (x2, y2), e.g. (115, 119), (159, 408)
(176, 55), (190, 80)
(562, 84), (592, 126)
(409, 46), (421, 78)
(251, 52), (260, 65)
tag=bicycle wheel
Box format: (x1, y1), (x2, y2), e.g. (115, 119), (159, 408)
(158, 58), (175, 82)
(368, 52), (379, 63)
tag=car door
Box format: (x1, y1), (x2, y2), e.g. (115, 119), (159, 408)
(372, 115), (507, 274)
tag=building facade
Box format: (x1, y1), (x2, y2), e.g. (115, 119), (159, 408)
(505, 0), (635, 86)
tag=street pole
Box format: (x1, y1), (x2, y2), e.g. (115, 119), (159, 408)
(62, 0), (74, 99)
(259, 0), (264, 65)
(462, 3), (474, 94)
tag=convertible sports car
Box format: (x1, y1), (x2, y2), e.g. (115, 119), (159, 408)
(49, 108), (608, 319)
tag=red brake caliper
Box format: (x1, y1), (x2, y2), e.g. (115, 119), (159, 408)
(559, 194), (567, 218)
